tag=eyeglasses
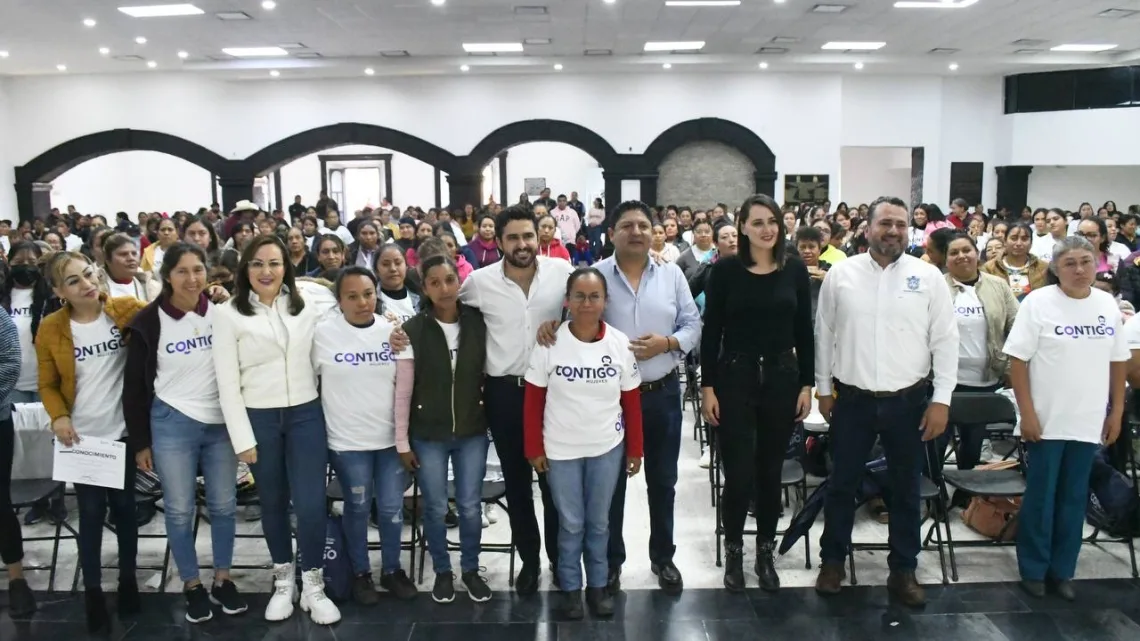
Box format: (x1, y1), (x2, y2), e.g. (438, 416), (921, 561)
(569, 292), (605, 304)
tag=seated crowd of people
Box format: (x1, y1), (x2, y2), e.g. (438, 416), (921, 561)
(0, 188), (1134, 634)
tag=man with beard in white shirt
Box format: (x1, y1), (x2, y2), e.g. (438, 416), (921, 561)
(814, 196), (958, 608)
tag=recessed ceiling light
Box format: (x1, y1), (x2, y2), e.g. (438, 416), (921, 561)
(135, 36), (148, 44)
(261, 0), (276, 9)
(460, 64), (470, 71)
(56, 64), (67, 72)
(775, 0), (786, 3)
(604, 0), (616, 4)
(821, 41), (885, 50)
(118, 4), (205, 18)
(759, 61), (769, 69)
(665, 1), (741, 6)
(221, 46), (289, 57)
(99, 47), (111, 55)
(269, 69), (279, 77)
(364, 67), (375, 75)
(894, 0), (978, 7)
(432, 0), (446, 5)
(0, 51), (8, 58)
(948, 62), (959, 71)
(554, 63), (563, 70)
(1050, 44), (1118, 52)
(147, 60), (157, 68)
(462, 43), (523, 53)
(812, 4), (850, 12)
(523, 38), (552, 45)
(854, 62), (864, 70)
(83, 18), (97, 27)
(662, 62), (672, 69)
(644, 41), (705, 51)
(177, 50), (188, 58)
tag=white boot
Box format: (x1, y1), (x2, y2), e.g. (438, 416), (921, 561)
(265, 562), (297, 621)
(300, 569), (342, 625)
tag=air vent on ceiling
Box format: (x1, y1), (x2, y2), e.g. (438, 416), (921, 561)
(811, 4), (849, 13)
(215, 11), (252, 20)
(770, 36), (801, 44)
(467, 51), (496, 56)
(523, 38), (552, 45)
(513, 5), (548, 15)
(756, 47), (789, 54)
(293, 51), (323, 59)
(1098, 8), (1139, 18)
(380, 50), (409, 57)
(114, 55), (146, 62)
(1011, 39), (1047, 46)
(584, 48), (612, 56)
(928, 47), (960, 55)
(1013, 48), (1044, 55)
(277, 43), (307, 50)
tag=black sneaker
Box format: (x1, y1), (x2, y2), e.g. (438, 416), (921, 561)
(243, 505), (262, 522)
(85, 589), (110, 634)
(184, 585), (214, 624)
(444, 504), (459, 528)
(46, 498), (67, 525)
(22, 501), (47, 525)
(562, 590), (584, 620)
(432, 573), (456, 604)
(117, 578), (141, 616)
(585, 587), (614, 618)
(7, 578), (37, 618)
(515, 563), (539, 596)
(209, 579), (248, 615)
(380, 570), (418, 601)
(461, 570), (492, 603)
(352, 573), (380, 605)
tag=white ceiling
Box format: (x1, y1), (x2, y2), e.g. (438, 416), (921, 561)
(1, 0), (1140, 79)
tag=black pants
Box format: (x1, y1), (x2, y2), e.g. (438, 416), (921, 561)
(0, 417), (23, 566)
(484, 376), (559, 568)
(75, 449), (138, 590)
(714, 357), (799, 545)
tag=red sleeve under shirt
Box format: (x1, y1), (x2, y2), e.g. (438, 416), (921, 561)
(523, 383), (645, 460)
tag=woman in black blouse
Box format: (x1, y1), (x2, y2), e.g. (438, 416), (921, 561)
(700, 193), (814, 594)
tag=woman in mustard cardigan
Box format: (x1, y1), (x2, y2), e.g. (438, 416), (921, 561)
(36, 251), (146, 633)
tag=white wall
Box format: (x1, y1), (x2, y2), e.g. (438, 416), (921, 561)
(277, 145), (438, 212)
(838, 147), (913, 207)
(2, 72), (1007, 211)
(1009, 109), (1140, 167)
(500, 142), (603, 205)
(51, 151), (211, 215)
(0, 79), (14, 219)
(1027, 166), (1140, 211)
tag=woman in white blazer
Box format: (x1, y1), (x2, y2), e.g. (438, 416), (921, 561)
(211, 235), (340, 625)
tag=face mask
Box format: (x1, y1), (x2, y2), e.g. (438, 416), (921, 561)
(10, 264), (39, 287)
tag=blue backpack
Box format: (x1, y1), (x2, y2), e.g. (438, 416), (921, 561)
(295, 514), (353, 602)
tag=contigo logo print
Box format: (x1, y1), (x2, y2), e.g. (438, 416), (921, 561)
(165, 328), (213, 355)
(955, 305), (984, 317)
(1054, 315), (1115, 339)
(10, 305), (31, 318)
(74, 327), (125, 362)
(334, 342), (396, 366)
(555, 354), (619, 383)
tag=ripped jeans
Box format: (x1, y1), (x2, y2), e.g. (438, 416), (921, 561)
(329, 447), (408, 576)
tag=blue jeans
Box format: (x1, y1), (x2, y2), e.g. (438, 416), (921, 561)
(247, 400), (329, 570)
(1017, 439), (1098, 581)
(329, 447), (406, 575)
(74, 445), (138, 589)
(547, 444), (624, 591)
(820, 384), (928, 571)
(414, 435), (487, 574)
(150, 399), (237, 583)
(9, 390), (40, 404)
(609, 376), (682, 566)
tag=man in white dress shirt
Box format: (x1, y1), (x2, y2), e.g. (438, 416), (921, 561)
(457, 205), (575, 596)
(814, 196), (959, 607)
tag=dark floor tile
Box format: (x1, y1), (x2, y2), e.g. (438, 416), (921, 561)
(850, 613), (1010, 641)
(748, 584), (883, 618)
(706, 616), (850, 641)
(1014, 579), (1139, 613)
(410, 621), (558, 641)
(0, 617), (133, 641)
(985, 613), (1069, 641)
(921, 582), (1032, 615)
(122, 617), (336, 641)
(333, 623), (414, 641)
(613, 588), (755, 621)
(556, 619), (706, 641)
(988, 609), (1140, 641)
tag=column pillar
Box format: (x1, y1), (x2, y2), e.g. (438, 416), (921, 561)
(447, 173), (483, 210)
(603, 173), (623, 221)
(755, 170), (778, 198)
(218, 176), (255, 212)
(638, 174), (659, 207)
(14, 181), (50, 224)
(995, 166), (1033, 214)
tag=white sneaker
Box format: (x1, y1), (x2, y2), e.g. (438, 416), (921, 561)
(980, 439), (995, 462)
(300, 569), (342, 625)
(485, 504), (499, 524)
(265, 562), (297, 621)
(481, 511), (490, 528)
(699, 448), (711, 469)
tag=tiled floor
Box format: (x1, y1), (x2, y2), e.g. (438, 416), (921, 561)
(4, 405), (1140, 639)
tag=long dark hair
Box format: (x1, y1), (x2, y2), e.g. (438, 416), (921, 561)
(159, 242), (209, 297)
(736, 194), (788, 268)
(418, 254), (458, 313)
(232, 235), (305, 316)
(181, 214), (221, 255)
(1, 241), (58, 338)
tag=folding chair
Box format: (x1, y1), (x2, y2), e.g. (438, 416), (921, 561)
(9, 480), (80, 592)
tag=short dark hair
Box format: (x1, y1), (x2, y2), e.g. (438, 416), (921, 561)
(927, 228), (957, 257)
(494, 204), (536, 240)
(101, 232), (135, 262)
(181, 214), (220, 253)
(868, 196), (909, 223)
(565, 267), (608, 299)
(334, 265), (377, 300)
(794, 226), (823, 246)
(608, 200), (652, 230)
(159, 243), (209, 296)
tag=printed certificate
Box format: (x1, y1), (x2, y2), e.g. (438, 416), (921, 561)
(52, 436), (126, 490)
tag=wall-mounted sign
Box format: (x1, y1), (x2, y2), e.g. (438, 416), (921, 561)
(524, 177), (546, 197)
(784, 174), (830, 206)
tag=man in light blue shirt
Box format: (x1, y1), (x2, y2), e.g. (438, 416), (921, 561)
(579, 201), (701, 594)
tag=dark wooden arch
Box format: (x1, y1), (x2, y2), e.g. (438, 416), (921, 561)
(641, 117), (778, 201)
(242, 122), (460, 175)
(463, 119), (622, 172)
(15, 128), (233, 183)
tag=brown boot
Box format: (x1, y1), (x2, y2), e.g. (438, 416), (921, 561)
(887, 570), (926, 607)
(814, 563), (846, 596)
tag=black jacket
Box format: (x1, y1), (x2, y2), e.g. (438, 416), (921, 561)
(403, 304), (487, 441)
